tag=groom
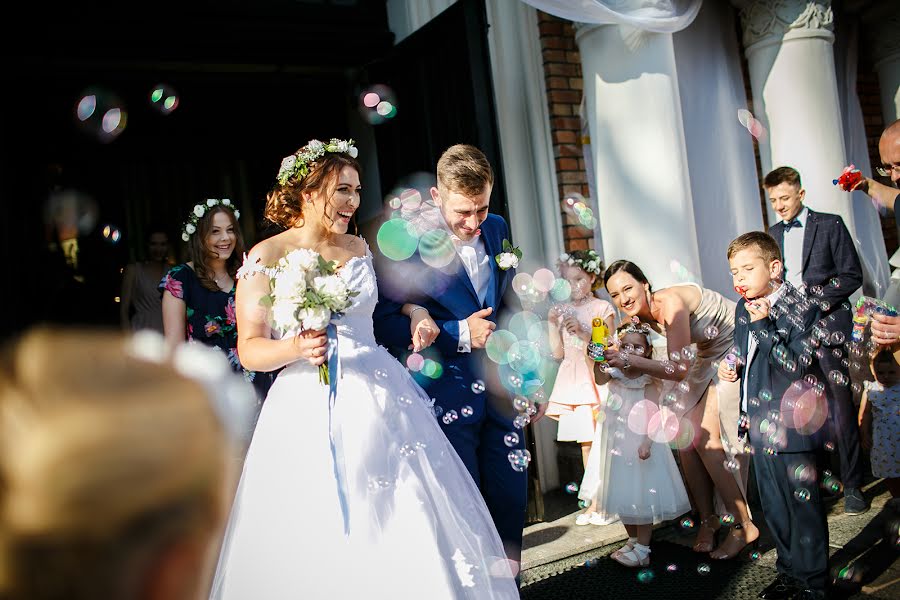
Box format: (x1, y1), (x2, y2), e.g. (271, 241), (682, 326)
(374, 144), (528, 566)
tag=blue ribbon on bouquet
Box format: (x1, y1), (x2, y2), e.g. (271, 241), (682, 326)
(325, 321), (351, 536)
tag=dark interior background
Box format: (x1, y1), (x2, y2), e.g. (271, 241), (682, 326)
(0, 0), (506, 338)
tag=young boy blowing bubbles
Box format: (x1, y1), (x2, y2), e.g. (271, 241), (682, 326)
(719, 232), (829, 600)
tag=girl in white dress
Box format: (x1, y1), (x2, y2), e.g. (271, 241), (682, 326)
(209, 140), (518, 599)
(545, 251), (616, 525)
(593, 324), (690, 567)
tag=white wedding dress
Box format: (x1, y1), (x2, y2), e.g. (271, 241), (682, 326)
(210, 249), (518, 599)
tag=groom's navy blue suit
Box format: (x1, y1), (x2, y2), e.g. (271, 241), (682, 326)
(373, 213), (527, 561)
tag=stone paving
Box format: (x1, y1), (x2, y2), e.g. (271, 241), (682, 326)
(520, 479), (899, 598)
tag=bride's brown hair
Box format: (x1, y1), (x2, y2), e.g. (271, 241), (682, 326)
(264, 153), (361, 230)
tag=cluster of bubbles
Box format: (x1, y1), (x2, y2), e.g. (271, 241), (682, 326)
(76, 83), (181, 143)
(149, 83), (179, 115)
(358, 84), (398, 125)
(737, 108), (767, 142)
(76, 87), (127, 142)
(406, 352), (443, 379)
(562, 193), (597, 229)
(507, 448), (531, 472)
(102, 224), (122, 244)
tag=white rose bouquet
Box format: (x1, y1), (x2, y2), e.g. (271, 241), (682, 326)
(264, 248), (358, 384)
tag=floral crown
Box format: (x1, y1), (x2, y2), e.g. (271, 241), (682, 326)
(276, 138), (359, 186)
(559, 249), (604, 277)
(181, 199), (239, 242)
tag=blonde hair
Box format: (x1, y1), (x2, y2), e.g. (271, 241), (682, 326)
(436, 144), (494, 196)
(0, 328), (229, 599)
(726, 231), (782, 264)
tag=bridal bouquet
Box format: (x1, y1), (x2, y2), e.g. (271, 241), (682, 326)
(264, 248), (358, 384)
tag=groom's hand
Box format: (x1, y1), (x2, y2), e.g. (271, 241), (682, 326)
(466, 307), (496, 349)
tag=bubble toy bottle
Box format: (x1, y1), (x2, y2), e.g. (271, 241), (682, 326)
(724, 353), (737, 371)
(587, 317), (609, 362)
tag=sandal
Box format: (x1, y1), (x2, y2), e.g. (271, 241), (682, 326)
(610, 537), (638, 560)
(575, 512), (597, 526)
(710, 520), (759, 560)
(692, 515), (721, 553)
(613, 542), (651, 567)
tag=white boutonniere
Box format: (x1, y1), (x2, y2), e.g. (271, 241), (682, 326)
(495, 239), (522, 271)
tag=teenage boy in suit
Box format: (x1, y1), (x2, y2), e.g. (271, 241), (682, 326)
(719, 232), (829, 600)
(765, 166), (867, 515)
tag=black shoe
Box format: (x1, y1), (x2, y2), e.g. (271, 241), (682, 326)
(790, 589), (825, 600)
(759, 574), (799, 599)
(843, 488), (869, 515)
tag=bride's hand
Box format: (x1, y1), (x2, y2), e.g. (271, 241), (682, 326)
(410, 311), (439, 352)
(294, 329), (328, 366)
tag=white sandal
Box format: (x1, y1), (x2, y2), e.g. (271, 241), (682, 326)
(610, 537), (638, 560)
(575, 512), (597, 526)
(613, 542), (651, 567)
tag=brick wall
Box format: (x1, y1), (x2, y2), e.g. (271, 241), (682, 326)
(536, 12), (593, 252)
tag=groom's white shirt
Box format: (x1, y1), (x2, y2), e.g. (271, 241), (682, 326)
(456, 235), (490, 353)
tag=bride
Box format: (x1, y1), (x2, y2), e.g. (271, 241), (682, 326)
(209, 139), (518, 599)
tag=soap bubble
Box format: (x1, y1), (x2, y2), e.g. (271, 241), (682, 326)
(149, 83), (179, 115)
(471, 380), (485, 394)
(794, 488), (811, 502)
(503, 432), (520, 447)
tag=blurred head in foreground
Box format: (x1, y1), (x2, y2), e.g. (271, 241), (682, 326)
(0, 328), (234, 600)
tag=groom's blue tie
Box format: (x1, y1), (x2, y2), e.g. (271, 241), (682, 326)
(783, 218), (802, 230)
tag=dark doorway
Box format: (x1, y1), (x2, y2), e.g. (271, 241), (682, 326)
(0, 0), (506, 340)
(1, 0), (394, 338)
(362, 0), (508, 224)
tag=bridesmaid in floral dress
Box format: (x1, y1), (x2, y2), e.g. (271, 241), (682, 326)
(161, 199), (265, 394)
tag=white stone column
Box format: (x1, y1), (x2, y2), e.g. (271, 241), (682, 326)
(575, 24), (703, 291)
(739, 0), (856, 231)
(863, 5), (900, 125)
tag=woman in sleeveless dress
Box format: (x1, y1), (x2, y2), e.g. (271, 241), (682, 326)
(120, 226), (170, 333)
(602, 260), (758, 560)
(209, 141), (518, 599)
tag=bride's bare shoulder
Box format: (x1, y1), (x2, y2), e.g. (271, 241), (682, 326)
(247, 232), (291, 266)
(336, 233), (368, 259)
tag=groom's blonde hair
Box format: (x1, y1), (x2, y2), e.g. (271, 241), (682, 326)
(436, 144), (494, 197)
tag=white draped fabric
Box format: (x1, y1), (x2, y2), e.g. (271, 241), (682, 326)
(519, 0), (702, 33)
(672, 0), (765, 297)
(834, 17), (890, 297)
(577, 0), (761, 298)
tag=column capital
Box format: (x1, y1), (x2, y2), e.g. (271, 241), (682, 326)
(739, 0), (834, 51)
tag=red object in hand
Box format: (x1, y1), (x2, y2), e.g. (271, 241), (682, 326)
(734, 285), (749, 300)
(833, 165), (863, 191)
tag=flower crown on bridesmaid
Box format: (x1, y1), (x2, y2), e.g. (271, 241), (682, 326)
(276, 138), (359, 186)
(558, 249), (605, 290)
(181, 199), (240, 242)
